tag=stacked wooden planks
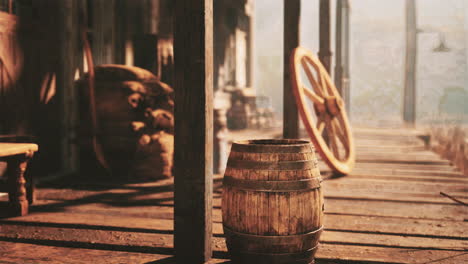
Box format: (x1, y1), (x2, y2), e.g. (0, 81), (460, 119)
(0, 127), (466, 263)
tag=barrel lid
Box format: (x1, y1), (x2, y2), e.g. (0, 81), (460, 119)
(231, 139), (314, 153)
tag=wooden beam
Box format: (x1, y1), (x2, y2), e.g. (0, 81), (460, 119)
(283, 0), (300, 139)
(173, 0), (213, 263)
(319, 0), (332, 73)
(57, 0), (79, 173)
(246, 0), (254, 87)
(334, 0), (343, 96)
(343, 0), (351, 113)
(335, 0), (351, 113)
(403, 0), (417, 125)
(92, 0), (115, 65)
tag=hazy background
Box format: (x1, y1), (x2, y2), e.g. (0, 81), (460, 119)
(254, 0), (468, 126)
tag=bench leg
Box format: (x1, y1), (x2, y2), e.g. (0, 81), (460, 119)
(26, 168), (35, 205)
(6, 154), (30, 216)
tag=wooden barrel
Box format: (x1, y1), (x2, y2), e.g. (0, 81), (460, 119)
(222, 139), (323, 264)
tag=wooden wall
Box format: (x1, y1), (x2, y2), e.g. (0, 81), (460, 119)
(0, 1), (64, 174)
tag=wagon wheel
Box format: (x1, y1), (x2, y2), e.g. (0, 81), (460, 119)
(289, 47), (355, 175)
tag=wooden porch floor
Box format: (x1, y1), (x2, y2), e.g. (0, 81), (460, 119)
(0, 127), (467, 263)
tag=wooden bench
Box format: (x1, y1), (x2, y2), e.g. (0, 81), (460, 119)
(0, 143), (38, 216)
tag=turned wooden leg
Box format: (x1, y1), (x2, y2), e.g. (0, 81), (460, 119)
(26, 167), (35, 205)
(6, 154), (30, 216)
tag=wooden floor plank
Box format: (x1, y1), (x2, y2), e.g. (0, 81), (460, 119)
(346, 173), (468, 184)
(0, 241), (170, 264)
(325, 199), (467, 221)
(324, 214), (468, 239)
(4, 203), (467, 241)
(351, 167), (465, 178)
(355, 162), (460, 172)
(1, 218), (466, 259)
(316, 243), (467, 264)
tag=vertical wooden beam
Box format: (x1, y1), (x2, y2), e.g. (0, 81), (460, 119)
(174, 0), (213, 263)
(319, 0), (332, 73)
(57, 0), (79, 172)
(92, 0), (115, 65)
(343, 0), (351, 113)
(335, 0), (343, 96)
(335, 0), (351, 113)
(246, 0), (254, 87)
(283, 0), (300, 139)
(403, 0), (417, 125)
(132, 0), (159, 74)
(114, 0), (127, 65)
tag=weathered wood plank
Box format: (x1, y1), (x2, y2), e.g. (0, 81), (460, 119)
(7, 204), (467, 241)
(2, 239), (464, 264)
(324, 177), (466, 193)
(283, 0), (300, 138)
(316, 243), (467, 264)
(1, 214), (465, 252)
(0, 219), (466, 263)
(322, 230), (467, 251)
(325, 199), (467, 221)
(345, 173), (468, 184)
(0, 241), (168, 264)
(324, 214), (468, 239)
(173, 0), (213, 262)
(351, 167), (465, 178)
(356, 153), (450, 165)
(355, 162), (459, 172)
(322, 178), (466, 195)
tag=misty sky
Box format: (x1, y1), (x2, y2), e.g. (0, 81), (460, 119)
(254, 0), (468, 124)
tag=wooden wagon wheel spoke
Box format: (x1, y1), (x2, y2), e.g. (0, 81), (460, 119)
(301, 59), (325, 97)
(290, 47), (355, 175)
(325, 116), (340, 157)
(332, 117), (349, 148)
(319, 70), (330, 96)
(303, 86), (325, 106)
(317, 114), (326, 134)
(305, 56), (330, 97)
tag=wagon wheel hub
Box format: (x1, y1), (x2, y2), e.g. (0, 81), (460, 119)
(324, 96), (343, 117)
(289, 47), (355, 175)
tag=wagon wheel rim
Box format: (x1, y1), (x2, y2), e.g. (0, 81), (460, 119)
(289, 47), (355, 175)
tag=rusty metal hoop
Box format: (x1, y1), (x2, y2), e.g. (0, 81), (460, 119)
(289, 47), (355, 174)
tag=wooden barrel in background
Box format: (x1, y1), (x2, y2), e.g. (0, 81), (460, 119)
(222, 139), (323, 264)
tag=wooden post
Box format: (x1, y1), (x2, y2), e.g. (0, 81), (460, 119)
(283, 0), (300, 139)
(92, 0), (116, 65)
(335, 0), (343, 96)
(319, 0), (332, 73)
(343, 0), (351, 113)
(57, 0), (79, 172)
(335, 0), (351, 113)
(174, 0), (213, 263)
(403, 0), (417, 125)
(246, 0), (254, 87)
